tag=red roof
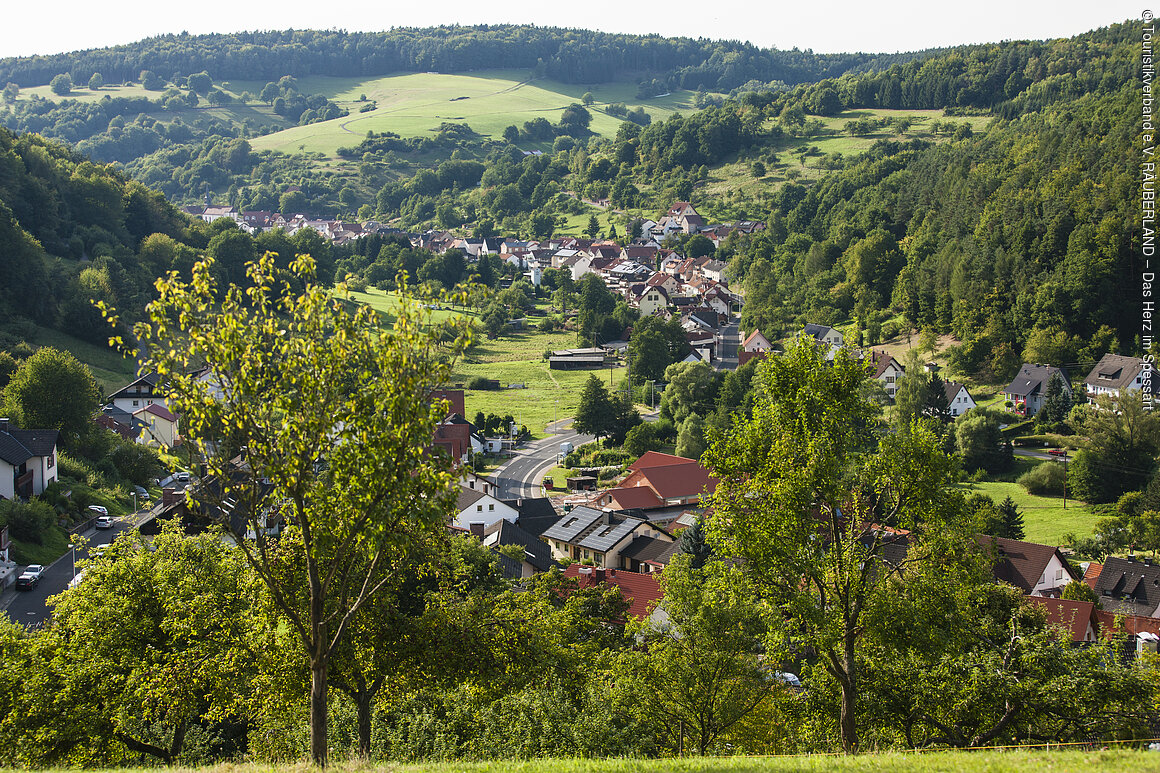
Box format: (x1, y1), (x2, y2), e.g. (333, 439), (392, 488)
(136, 403), (177, 422)
(563, 564), (662, 619)
(600, 486), (665, 510)
(741, 329), (768, 349)
(1083, 561), (1103, 589)
(629, 451), (699, 471)
(1095, 609), (1160, 639)
(1027, 597), (1098, 642)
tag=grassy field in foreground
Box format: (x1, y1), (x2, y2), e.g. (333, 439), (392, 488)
(144, 749), (1157, 773)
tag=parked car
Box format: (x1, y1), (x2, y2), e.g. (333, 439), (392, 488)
(15, 565), (44, 591)
(87, 505), (108, 516)
(133, 485), (150, 500)
(174, 471), (191, 483)
(1047, 448), (1069, 457)
(95, 515), (114, 530)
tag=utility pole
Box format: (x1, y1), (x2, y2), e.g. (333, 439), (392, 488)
(1062, 449), (1068, 510)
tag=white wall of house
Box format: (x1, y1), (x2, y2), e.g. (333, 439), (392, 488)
(948, 388), (977, 417)
(1032, 553), (1078, 596)
(454, 494), (518, 531)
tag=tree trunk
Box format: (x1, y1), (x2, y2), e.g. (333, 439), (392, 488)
(356, 693), (373, 758)
(310, 656), (329, 766)
(840, 633), (859, 753)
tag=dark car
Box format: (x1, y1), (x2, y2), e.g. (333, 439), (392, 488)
(14, 564), (44, 590)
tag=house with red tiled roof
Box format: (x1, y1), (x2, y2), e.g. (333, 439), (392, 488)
(739, 329), (773, 367)
(1083, 561), (1103, 589)
(1096, 608), (1160, 652)
(615, 452), (717, 508)
(563, 564), (667, 623)
(1027, 597), (1100, 643)
(978, 536), (1082, 597)
(134, 403), (180, 449)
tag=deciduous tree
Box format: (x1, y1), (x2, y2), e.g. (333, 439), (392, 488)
(126, 253), (470, 765)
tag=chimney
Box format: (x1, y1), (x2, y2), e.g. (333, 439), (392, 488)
(469, 523), (484, 538)
(162, 487), (177, 507)
(594, 568), (606, 581)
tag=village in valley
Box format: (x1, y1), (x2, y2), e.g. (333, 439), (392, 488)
(1, 13), (1158, 766)
(4, 196), (1158, 658)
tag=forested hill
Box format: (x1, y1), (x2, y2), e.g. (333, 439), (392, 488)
(729, 21), (1140, 379)
(0, 127), (348, 353)
(0, 26), (933, 93)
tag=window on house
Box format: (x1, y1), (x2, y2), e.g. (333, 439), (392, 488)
(488, 504), (494, 511)
(1055, 568), (1063, 580)
(132, 400), (139, 407)
(595, 554), (604, 567)
(476, 505), (482, 511)
(46, 454), (54, 469)
(885, 376), (895, 383)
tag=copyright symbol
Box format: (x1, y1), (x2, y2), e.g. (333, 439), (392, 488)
(1146, 10), (1155, 21)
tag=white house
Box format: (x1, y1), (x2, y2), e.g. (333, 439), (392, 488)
(869, 351), (905, 399)
(802, 323), (845, 349)
(108, 372), (165, 414)
(1083, 354), (1150, 401)
(1004, 363), (1071, 417)
(454, 486), (519, 531)
(0, 419), (59, 500)
(944, 380), (977, 417)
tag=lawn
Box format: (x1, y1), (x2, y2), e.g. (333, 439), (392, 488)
(958, 457), (1098, 545)
(8, 524), (69, 566)
(248, 70), (699, 157)
(135, 749), (1157, 773)
(27, 325), (138, 394)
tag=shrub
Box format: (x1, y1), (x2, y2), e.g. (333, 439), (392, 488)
(467, 376), (494, 390)
(0, 499), (57, 544)
(1018, 461), (1066, 496)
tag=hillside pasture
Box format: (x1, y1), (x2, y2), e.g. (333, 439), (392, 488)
(247, 70), (698, 157)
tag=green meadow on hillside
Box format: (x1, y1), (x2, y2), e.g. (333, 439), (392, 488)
(246, 70), (698, 156)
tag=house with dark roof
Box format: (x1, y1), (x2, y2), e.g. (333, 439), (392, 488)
(868, 351), (905, 399)
(501, 497), (559, 537)
(618, 533), (682, 574)
(541, 506), (673, 570)
(802, 323), (844, 349)
(1003, 363), (1071, 417)
(454, 485), (518, 531)
(1083, 354), (1150, 402)
(0, 418), (59, 500)
(481, 519), (553, 578)
(1092, 556), (1160, 618)
(978, 535), (1081, 597)
(108, 372), (165, 414)
(944, 381), (977, 417)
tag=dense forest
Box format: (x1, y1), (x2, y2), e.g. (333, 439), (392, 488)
(0, 26), (907, 93)
(727, 23), (1139, 378)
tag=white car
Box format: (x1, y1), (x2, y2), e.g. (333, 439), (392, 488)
(95, 515), (114, 530)
(87, 505), (108, 516)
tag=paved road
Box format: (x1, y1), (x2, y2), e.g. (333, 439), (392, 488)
(2, 517), (138, 627)
(494, 419), (593, 500)
(716, 318), (740, 371)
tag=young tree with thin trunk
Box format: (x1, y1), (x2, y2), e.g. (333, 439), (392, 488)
(120, 253), (470, 765)
(703, 338), (959, 752)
